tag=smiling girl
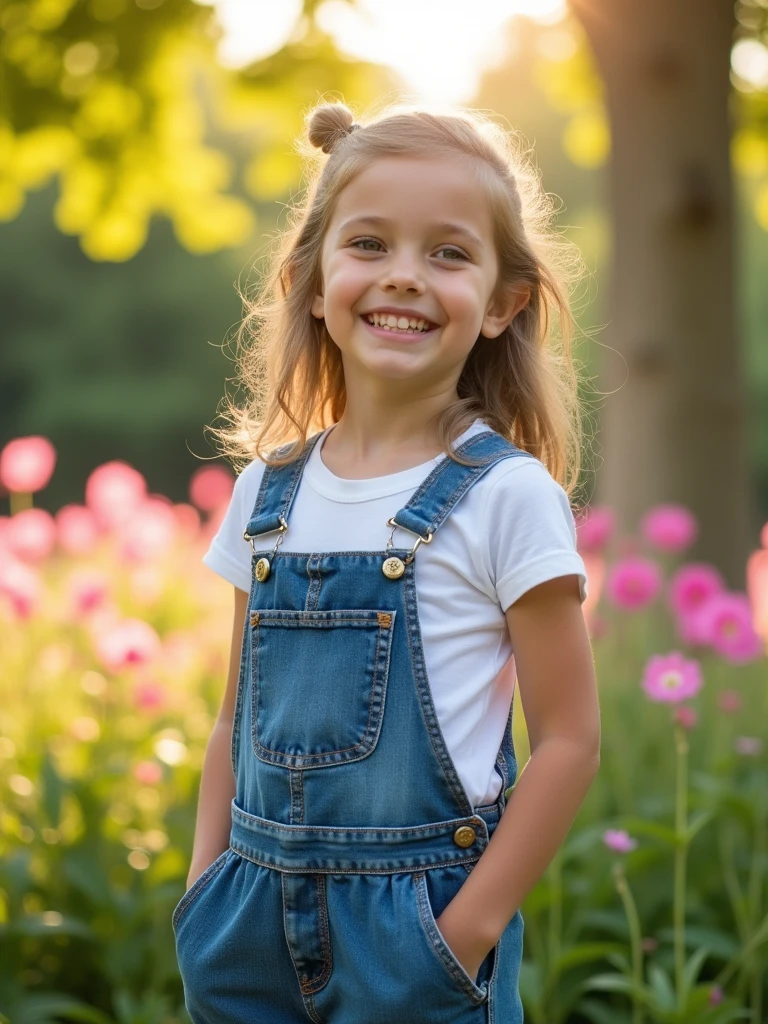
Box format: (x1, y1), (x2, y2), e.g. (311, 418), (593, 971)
(172, 101), (600, 1023)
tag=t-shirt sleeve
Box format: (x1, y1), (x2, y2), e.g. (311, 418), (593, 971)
(202, 458), (265, 593)
(484, 458), (589, 611)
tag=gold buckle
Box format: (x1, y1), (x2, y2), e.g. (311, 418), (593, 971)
(386, 517), (434, 560)
(243, 514), (288, 555)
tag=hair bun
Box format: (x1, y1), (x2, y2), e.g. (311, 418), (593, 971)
(307, 103), (360, 154)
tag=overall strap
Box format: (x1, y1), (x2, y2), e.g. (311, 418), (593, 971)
(243, 432), (325, 540)
(391, 431), (536, 542)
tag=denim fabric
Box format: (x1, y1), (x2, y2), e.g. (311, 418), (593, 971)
(173, 430), (535, 1022)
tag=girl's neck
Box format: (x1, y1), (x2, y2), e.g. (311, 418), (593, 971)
(319, 410), (457, 480)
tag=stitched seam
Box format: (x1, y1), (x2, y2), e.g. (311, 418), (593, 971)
(230, 844), (481, 874)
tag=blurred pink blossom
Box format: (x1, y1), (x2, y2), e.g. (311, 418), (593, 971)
(640, 504), (698, 553)
(173, 503), (202, 539)
(669, 563), (724, 618)
(4, 508), (56, 563)
(642, 651), (703, 704)
(735, 736), (762, 756)
(56, 504), (101, 555)
(717, 689), (743, 713)
(761, 522), (768, 548)
(603, 828), (638, 853)
(189, 465), (235, 513)
(747, 548), (768, 643)
(133, 679), (167, 712)
(0, 556), (43, 619)
(708, 987), (724, 1007)
(674, 705), (698, 730)
(133, 760), (163, 784)
(118, 498), (177, 563)
(0, 436), (56, 493)
(574, 505), (614, 553)
(94, 617), (161, 673)
(606, 555), (662, 610)
(85, 461), (147, 531)
(696, 592), (764, 664)
(66, 568), (110, 616)
(641, 937), (659, 953)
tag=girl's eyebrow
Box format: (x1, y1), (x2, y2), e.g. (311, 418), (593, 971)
(337, 215), (484, 249)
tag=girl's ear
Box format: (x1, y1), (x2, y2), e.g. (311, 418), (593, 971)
(311, 288), (324, 320)
(481, 282), (531, 339)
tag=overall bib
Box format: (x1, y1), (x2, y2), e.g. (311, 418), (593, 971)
(173, 429), (535, 1023)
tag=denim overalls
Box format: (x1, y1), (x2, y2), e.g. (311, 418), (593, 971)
(173, 428), (535, 1023)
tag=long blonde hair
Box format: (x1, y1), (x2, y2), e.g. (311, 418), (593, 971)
(208, 100), (588, 496)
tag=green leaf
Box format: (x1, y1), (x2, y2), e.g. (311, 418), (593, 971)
(553, 941), (626, 972)
(648, 963), (676, 1013)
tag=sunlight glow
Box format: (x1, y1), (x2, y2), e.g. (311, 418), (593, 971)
(202, 0), (567, 104)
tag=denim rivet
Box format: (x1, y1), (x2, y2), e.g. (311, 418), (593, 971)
(453, 825), (477, 848)
(254, 557), (271, 582)
(382, 556), (405, 579)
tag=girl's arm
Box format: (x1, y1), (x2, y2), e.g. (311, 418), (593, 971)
(184, 586), (249, 889)
(436, 573), (601, 980)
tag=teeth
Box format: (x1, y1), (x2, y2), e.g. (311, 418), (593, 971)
(365, 313), (431, 333)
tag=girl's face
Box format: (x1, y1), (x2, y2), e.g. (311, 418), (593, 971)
(311, 155), (528, 393)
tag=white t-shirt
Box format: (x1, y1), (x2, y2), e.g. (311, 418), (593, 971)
(203, 419), (588, 806)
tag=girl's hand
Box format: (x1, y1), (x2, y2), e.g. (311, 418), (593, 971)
(433, 908), (495, 987)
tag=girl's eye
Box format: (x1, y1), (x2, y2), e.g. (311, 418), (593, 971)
(435, 246), (467, 261)
(350, 237), (384, 252)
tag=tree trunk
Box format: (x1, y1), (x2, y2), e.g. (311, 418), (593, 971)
(569, 0), (755, 587)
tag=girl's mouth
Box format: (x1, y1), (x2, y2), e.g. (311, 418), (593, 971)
(361, 313), (438, 337)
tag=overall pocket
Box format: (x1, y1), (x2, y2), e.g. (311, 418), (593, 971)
(250, 608), (396, 769)
(172, 848), (233, 932)
(412, 869), (496, 1006)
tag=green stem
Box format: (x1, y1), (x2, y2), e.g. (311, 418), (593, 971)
(747, 793), (766, 1023)
(673, 722), (688, 1014)
(613, 861), (645, 1024)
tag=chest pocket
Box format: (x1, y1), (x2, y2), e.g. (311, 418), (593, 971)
(249, 609), (396, 769)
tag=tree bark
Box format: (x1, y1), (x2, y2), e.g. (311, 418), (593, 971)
(570, 0), (755, 586)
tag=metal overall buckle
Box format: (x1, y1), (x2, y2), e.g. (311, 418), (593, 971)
(243, 514), (288, 583)
(382, 517), (433, 580)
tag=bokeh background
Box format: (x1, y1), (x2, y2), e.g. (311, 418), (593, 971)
(2, 2), (768, 1022)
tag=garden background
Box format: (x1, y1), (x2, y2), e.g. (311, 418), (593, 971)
(1, 0), (768, 1022)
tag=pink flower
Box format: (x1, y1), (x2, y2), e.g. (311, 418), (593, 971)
(66, 568), (110, 616)
(747, 548), (768, 643)
(668, 563), (724, 618)
(0, 555), (43, 619)
(640, 504), (698, 553)
(5, 508), (56, 563)
(717, 689), (742, 713)
(696, 592), (764, 664)
(575, 506), (614, 553)
(708, 986), (724, 1007)
(85, 461), (147, 531)
(642, 651), (703, 704)
(606, 556), (662, 610)
(735, 736), (762, 756)
(56, 504), (101, 556)
(189, 465), (235, 513)
(118, 498), (177, 563)
(603, 828), (638, 853)
(674, 705), (698, 730)
(173, 503), (202, 539)
(133, 760), (163, 784)
(133, 679), (167, 711)
(0, 436), (56, 493)
(94, 617), (161, 673)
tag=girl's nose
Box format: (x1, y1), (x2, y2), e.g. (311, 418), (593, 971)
(379, 256), (425, 294)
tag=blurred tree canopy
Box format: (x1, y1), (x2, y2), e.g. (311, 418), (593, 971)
(0, 0), (391, 260)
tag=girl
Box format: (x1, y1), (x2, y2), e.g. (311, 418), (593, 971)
(173, 100), (600, 1023)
